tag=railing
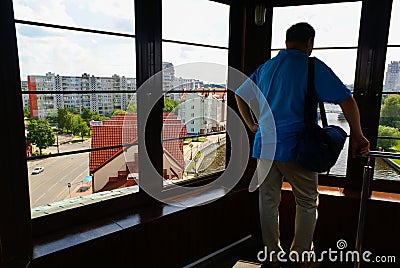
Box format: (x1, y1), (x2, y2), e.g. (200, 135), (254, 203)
(355, 151), (400, 268)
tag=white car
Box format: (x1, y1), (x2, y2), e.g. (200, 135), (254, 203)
(31, 167), (44, 175)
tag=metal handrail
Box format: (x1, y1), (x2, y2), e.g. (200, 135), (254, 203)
(368, 150), (400, 160)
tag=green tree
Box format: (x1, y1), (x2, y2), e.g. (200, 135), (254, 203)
(163, 97), (180, 112)
(72, 114), (90, 141)
(92, 114), (105, 121)
(112, 109), (126, 116)
(57, 107), (69, 131)
(45, 109), (58, 126)
(81, 107), (96, 122)
(26, 118), (55, 155)
(64, 111), (74, 133)
(23, 107), (30, 118)
(380, 95), (400, 128)
(126, 103), (137, 113)
(377, 125), (400, 151)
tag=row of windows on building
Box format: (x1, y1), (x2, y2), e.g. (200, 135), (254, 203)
(20, 63), (227, 134)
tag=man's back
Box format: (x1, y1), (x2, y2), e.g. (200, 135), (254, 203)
(236, 49), (351, 161)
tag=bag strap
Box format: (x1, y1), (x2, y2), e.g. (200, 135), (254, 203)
(305, 57), (328, 127)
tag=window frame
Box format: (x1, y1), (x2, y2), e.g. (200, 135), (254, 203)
(270, 0), (400, 195)
(12, 0), (232, 239)
(2, 1), (400, 264)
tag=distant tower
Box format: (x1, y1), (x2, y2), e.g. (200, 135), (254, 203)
(162, 62), (175, 92)
(385, 61), (400, 92)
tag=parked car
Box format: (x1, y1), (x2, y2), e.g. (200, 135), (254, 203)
(31, 166), (44, 175)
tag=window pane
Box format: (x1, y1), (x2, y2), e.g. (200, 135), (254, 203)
(163, 43), (228, 71)
(17, 24), (138, 215)
(374, 48), (400, 181)
(162, 95), (227, 183)
(388, 0), (400, 45)
(160, 61), (228, 183)
(16, 25), (135, 80)
(162, 0), (229, 47)
(13, 0), (135, 34)
(24, 91), (138, 213)
(272, 2), (361, 49)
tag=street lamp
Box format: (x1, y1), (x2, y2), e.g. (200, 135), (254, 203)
(193, 155), (198, 177)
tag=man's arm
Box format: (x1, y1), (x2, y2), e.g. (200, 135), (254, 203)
(235, 95), (258, 133)
(339, 96), (370, 157)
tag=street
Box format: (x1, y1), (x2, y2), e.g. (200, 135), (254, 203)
(27, 139), (91, 208)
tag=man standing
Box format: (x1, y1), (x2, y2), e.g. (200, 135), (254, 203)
(235, 22), (370, 268)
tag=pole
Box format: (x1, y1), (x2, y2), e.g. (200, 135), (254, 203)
(67, 182), (71, 198)
(354, 158), (372, 268)
(56, 132), (59, 153)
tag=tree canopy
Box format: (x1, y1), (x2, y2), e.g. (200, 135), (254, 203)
(26, 118), (55, 155)
(163, 97), (180, 113)
(380, 95), (400, 128)
(377, 125), (400, 151)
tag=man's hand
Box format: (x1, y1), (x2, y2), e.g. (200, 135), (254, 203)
(339, 97), (370, 158)
(351, 134), (370, 158)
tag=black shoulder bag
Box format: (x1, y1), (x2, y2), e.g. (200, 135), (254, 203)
(296, 57), (348, 173)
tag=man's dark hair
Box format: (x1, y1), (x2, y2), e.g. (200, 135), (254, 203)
(286, 22), (315, 43)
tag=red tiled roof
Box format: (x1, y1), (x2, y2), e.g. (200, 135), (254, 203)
(90, 113), (186, 173)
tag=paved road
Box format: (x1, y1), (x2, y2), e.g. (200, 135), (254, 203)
(27, 140), (90, 208)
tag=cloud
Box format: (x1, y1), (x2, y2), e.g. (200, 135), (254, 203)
(13, 0), (228, 84)
(272, 2), (362, 48)
(16, 25), (135, 79)
(13, 0), (77, 26)
(162, 0), (229, 47)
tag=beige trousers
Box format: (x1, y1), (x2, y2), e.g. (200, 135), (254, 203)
(257, 159), (319, 259)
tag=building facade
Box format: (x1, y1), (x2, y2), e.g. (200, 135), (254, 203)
(178, 89), (226, 134)
(385, 61), (400, 92)
(24, 72), (136, 119)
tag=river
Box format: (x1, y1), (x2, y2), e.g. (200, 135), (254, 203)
(324, 103), (400, 181)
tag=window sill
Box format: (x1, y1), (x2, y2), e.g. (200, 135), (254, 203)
(31, 186), (139, 218)
(32, 184), (239, 260)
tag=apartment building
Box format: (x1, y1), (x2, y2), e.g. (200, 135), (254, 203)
(24, 72), (136, 119)
(178, 88), (226, 134)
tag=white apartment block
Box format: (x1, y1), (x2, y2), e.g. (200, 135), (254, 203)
(23, 72), (136, 119)
(178, 90), (226, 135)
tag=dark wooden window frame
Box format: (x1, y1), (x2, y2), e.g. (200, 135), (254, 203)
(1, 0), (400, 265)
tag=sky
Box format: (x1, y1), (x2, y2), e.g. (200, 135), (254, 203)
(13, 0), (400, 85)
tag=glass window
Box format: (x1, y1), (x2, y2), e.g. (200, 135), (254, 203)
(374, 49), (400, 181)
(272, 2), (362, 49)
(162, 0), (229, 47)
(272, 2), (361, 177)
(163, 43), (228, 67)
(388, 0), (400, 45)
(13, 0), (135, 34)
(16, 14), (137, 215)
(161, 0), (229, 184)
(374, 0), (400, 181)
(161, 62), (228, 183)
(16, 25), (136, 80)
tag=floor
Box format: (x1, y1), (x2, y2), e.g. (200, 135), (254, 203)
(192, 237), (398, 268)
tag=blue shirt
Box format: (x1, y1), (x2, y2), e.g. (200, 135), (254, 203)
(235, 49), (352, 161)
